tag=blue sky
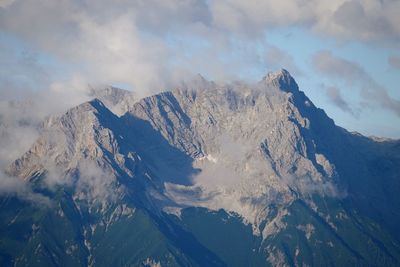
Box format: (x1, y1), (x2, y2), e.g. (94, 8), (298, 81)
(0, 0), (399, 138)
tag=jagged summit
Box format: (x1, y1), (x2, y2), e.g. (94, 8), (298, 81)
(264, 69), (299, 93)
(264, 68), (292, 81)
(89, 86), (137, 116)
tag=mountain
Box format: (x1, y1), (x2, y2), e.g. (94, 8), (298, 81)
(1, 70), (400, 266)
(0, 86), (136, 171)
(88, 86), (137, 116)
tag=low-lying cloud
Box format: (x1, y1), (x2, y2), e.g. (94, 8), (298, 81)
(0, 170), (50, 205)
(74, 160), (119, 205)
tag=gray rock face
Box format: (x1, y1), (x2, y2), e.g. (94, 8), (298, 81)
(121, 70), (343, 229)
(5, 70), (400, 260)
(88, 86), (137, 116)
(5, 86), (137, 178)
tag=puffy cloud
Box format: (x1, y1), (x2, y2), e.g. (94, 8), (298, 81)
(329, 0), (400, 43)
(0, 0), (398, 95)
(208, 0), (400, 43)
(0, 0), (232, 93)
(208, 0), (314, 34)
(313, 51), (400, 117)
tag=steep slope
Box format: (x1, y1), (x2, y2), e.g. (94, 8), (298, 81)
(1, 99), (225, 267)
(1, 70), (400, 266)
(120, 70), (400, 265)
(125, 70), (341, 222)
(0, 86), (135, 172)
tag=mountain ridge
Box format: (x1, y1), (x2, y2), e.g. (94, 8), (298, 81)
(1, 70), (400, 266)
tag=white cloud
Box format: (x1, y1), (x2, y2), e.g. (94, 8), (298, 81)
(74, 160), (119, 204)
(1, 0), (398, 96)
(208, 0), (400, 43)
(0, 170), (50, 205)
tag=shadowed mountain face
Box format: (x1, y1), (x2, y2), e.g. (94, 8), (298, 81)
(1, 70), (400, 266)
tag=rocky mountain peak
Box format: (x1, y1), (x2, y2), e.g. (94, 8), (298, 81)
(264, 68), (299, 93)
(2, 70), (400, 267)
(8, 98), (121, 180)
(88, 86), (137, 116)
